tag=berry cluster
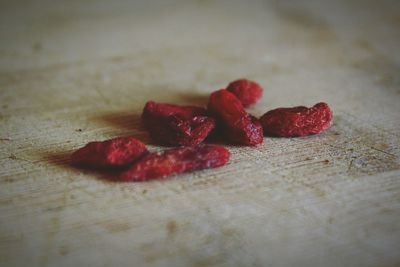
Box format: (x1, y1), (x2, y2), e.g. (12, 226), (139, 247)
(72, 79), (333, 181)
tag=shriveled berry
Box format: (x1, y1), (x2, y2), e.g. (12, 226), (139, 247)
(208, 89), (263, 145)
(71, 136), (148, 168)
(142, 101), (215, 146)
(260, 102), (333, 137)
(143, 101), (207, 120)
(226, 79), (263, 107)
(119, 144), (230, 182)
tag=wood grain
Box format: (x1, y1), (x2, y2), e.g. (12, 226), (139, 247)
(1, 0), (399, 266)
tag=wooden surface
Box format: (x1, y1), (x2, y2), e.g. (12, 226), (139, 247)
(1, 1), (400, 266)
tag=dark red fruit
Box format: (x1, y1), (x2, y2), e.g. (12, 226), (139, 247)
(207, 89), (263, 145)
(71, 136), (148, 168)
(143, 101), (207, 119)
(142, 101), (216, 146)
(260, 102), (333, 137)
(119, 144), (230, 182)
(226, 79), (263, 107)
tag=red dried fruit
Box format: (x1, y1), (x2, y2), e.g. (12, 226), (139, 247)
(119, 144), (230, 182)
(207, 89), (263, 145)
(142, 101), (215, 146)
(226, 79), (263, 107)
(143, 101), (207, 119)
(260, 102), (333, 137)
(71, 136), (148, 168)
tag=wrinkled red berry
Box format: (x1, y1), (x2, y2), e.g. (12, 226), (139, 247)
(208, 89), (263, 145)
(143, 101), (207, 119)
(260, 102), (333, 137)
(71, 136), (148, 168)
(226, 79), (263, 107)
(142, 101), (216, 146)
(119, 144), (230, 182)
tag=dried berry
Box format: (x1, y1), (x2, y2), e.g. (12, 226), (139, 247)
(226, 79), (263, 107)
(260, 102), (333, 137)
(143, 101), (207, 120)
(208, 89), (263, 145)
(142, 101), (216, 146)
(71, 136), (148, 168)
(119, 144), (230, 182)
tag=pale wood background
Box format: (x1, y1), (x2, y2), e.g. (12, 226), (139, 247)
(1, 1), (399, 266)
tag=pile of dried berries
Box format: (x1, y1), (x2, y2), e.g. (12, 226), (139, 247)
(71, 78), (333, 182)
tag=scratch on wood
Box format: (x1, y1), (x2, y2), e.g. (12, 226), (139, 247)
(369, 146), (396, 158)
(347, 158), (355, 173)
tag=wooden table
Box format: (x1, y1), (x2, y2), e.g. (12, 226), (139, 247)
(1, 1), (399, 266)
